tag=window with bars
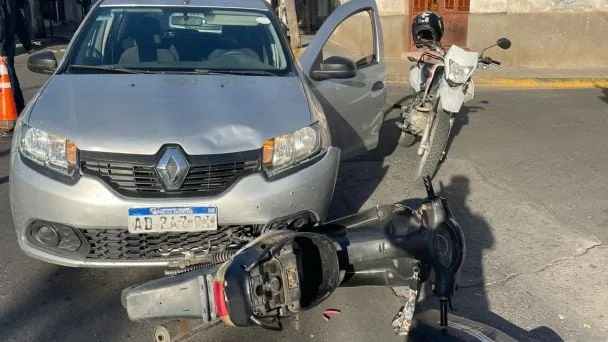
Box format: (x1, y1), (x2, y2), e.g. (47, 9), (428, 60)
(412, 0), (470, 12)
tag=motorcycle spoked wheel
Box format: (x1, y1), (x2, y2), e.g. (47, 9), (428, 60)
(415, 100), (450, 181)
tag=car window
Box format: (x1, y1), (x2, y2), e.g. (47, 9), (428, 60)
(67, 6), (292, 75)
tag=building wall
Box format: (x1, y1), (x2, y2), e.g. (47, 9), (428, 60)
(63, 0), (84, 24)
(328, 0), (410, 59)
(468, 0), (608, 67)
(328, 0), (608, 67)
(376, 0), (410, 59)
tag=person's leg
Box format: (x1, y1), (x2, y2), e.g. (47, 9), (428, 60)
(6, 45), (25, 115)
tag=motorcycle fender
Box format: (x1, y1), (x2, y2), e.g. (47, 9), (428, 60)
(438, 78), (464, 113)
(463, 79), (474, 103)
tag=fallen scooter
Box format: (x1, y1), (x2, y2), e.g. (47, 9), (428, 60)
(121, 177), (517, 341)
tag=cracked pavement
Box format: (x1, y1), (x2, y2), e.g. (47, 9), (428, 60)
(1, 52), (607, 341)
(480, 242), (604, 288)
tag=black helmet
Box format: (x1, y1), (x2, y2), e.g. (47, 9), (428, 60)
(412, 11), (445, 48)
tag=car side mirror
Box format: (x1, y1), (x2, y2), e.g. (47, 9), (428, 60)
(27, 50), (58, 75)
(311, 56), (357, 81)
(497, 38), (511, 50)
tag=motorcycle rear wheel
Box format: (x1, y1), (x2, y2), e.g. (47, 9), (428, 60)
(415, 101), (450, 180)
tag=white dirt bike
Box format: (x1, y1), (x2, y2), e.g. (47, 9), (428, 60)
(395, 38), (512, 180)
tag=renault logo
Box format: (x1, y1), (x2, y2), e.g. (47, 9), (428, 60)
(156, 147), (190, 191)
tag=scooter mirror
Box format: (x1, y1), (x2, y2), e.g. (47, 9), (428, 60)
(497, 38), (511, 50)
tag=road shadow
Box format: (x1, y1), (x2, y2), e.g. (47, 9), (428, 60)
(0, 264), (161, 341)
(327, 92), (412, 220)
(1, 148), (8, 184)
(409, 175), (563, 342)
(444, 100), (488, 154)
(330, 95), (489, 220)
(597, 86), (608, 106)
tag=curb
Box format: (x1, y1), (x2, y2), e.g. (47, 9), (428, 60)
(388, 74), (608, 88)
(466, 77), (608, 89)
(16, 36), (71, 56)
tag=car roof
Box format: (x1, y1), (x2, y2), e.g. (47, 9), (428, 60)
(99, 0), (270, 10)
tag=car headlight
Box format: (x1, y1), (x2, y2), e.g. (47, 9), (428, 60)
(19, 124), (78, 176)
(447, 59), (474, 85)
(262, 122), (329, 177)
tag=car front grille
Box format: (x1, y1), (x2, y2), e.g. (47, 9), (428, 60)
(79, 147), (261, 198)
(81, 225), (261, 260)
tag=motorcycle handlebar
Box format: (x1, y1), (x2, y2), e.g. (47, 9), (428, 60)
(480, 56), (502, 67)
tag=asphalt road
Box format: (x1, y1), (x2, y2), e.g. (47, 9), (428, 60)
(1, 52), (607, 342)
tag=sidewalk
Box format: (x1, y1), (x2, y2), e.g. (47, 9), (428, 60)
(15, 22), (75, 56)
(386, 59), (608, 88)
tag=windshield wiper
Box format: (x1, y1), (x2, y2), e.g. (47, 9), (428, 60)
(67, 65), (157, 74)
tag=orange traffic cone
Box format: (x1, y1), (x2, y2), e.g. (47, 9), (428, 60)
(0, 61), (18, 135)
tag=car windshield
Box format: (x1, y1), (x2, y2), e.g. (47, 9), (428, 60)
(65, 6), (292, 75)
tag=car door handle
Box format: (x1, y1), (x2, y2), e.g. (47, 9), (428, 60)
(372, 81), (384, 91)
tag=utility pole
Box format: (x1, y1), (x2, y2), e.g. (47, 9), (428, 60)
(285, 0), (301, 50)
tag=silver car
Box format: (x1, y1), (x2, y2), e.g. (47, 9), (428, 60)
(10, 0), (387, 267)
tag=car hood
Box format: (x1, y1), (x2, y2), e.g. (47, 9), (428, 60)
(27, 74), (313, 155)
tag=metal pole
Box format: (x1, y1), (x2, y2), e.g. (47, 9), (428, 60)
(54, 0), (59, 23)
(49, 0), (54, 37)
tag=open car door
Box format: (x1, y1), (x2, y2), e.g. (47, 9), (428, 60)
(299, 0), (388, 160)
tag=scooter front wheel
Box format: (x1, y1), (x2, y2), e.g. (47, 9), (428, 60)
(415, 102), (450, 180)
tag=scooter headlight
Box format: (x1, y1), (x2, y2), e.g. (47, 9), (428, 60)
(446, 59), (474, 85)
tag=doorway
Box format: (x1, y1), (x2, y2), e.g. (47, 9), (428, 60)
(409, 0), (470, 50)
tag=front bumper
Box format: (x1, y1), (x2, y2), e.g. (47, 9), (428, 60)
(9, 147), (341, 268)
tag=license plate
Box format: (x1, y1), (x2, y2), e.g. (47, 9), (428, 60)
(127, 206), (217, 234)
